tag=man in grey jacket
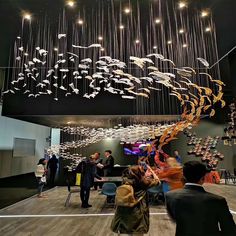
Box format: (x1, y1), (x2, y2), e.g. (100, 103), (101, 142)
(165, 161), (236, 236)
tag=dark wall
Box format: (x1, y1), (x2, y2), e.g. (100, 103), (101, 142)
(229, 50), (236, 96)
(170, 120), (236, 172)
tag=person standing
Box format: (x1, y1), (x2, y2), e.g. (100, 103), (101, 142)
(93, 152), (104, 190)
(165, 161), (236, 236)
(158, 157), (184, 191)
(35, 158), (48, 198)
(76, 156), (101, 208)
(102, 150), (114, 177)
(47, 154), (58, 186)
(111, 165), (160, 235)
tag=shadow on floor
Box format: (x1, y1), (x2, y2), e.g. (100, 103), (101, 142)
(0, 172), (52, 209)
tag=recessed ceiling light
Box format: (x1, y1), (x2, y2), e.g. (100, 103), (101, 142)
(66, 1), (75, 8)
(179, 29), (184, 34)
(124, 8), (131, 14)
(155, 18), (161, 24)
(178, 1), (187, 9)
(23, 13), (31, 20)
(78, 19), (83, 25)
(135, 39), (140, 44)
(119, 25), (124, 29)
(205, 27), (211, 32)
(98, 36), (103, 41)
(201, 10), (209, 18)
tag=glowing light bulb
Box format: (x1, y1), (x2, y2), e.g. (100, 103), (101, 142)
(23, 13), (31, 20)
(183, 44), (188, 48)
(201, 10), (209, 18)
(167, 40), (172, 45)
(67, 1), (75, 7)
(119, 25), (124, 29)
(78, 19), (83, 25)
(124, 8), (131, 14)
(98, 36), (103, 41)
(205, 27), (211, 32)
(135, 39), (140, 44)
(179, 29), (184, 34)
(178, 2), (187, 9)
(155, 18), (161, 24)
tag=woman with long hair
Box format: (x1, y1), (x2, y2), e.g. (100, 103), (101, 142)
(35, 158), (48, 198)
(111, 165), (160, 236)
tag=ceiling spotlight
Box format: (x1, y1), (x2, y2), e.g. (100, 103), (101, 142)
(155, 18), (161, 24)
(54, 48), (58, 51)
(183, 44), (188, 48)
(179, 29), (184, 34)
(178, 1), (187, 9)
(119, 25), (124, 29)
(23, 13), (31, 20)
(78, 19), (83, 25)
(98, 36), (103, 41)
(135, 39), (140, 44)
(167, 40), (172, 45)
(124, 8), (131, 14)
(66, 1), (75, 7)
(153, 46), (157, 49)
(201, 10), (209, 18)
(205, 27), (211, 32)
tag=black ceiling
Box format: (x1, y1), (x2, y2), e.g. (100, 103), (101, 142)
(0, 0), (235, 66)
(8, 114), (181, 128)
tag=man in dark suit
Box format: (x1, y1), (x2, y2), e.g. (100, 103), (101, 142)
(47, 154), (58, 186)
(165, 161), (236, 236)
(102, 150), (114, 177)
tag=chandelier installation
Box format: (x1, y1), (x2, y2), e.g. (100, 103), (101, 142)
(2, 0), (226, 163)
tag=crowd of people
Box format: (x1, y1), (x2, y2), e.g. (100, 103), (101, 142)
(34, 148), (236, 235)
(111, 161), (236, 236)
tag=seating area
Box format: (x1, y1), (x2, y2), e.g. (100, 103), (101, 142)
(101, 183), (117, 206)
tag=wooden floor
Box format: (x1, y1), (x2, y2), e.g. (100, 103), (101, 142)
(0, 184), (235, 236)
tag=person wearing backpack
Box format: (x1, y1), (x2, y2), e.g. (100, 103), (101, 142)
(111, 165), (160, 235)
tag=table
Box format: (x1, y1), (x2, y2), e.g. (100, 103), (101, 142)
(94, 176), (122, 183)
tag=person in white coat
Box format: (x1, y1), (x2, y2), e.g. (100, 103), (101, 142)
(35, 158), (48, 198)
